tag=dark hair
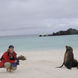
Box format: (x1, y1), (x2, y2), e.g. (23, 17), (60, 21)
(9, 45), (14, 48)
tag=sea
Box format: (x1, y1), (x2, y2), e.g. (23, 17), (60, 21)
(0, 35), (78, 53)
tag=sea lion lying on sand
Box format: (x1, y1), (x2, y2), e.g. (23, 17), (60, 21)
(17, 55), (26, 61)
(57, 46), (78, 69)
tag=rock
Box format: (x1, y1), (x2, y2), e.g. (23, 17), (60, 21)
(39, 28), (78, 37)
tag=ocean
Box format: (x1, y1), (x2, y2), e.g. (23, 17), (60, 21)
(0, 35), (78, 53)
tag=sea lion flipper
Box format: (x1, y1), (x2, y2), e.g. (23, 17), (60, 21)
(56, 63), (64, 68)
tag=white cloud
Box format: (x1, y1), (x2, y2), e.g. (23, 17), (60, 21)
(0, 0), (78, 36)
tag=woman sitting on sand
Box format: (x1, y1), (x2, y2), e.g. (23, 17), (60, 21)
(0, 45), (19, 72)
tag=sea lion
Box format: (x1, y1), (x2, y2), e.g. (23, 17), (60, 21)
(57, 46), (78, 69)
(17, 55), (26, 61)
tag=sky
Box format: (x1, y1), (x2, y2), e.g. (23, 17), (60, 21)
(0, 0), (78, 36)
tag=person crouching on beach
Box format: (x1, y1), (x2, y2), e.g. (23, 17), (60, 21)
(0, 45), (19, 72)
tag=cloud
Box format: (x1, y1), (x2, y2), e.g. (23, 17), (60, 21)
(0, 0), (78, 36)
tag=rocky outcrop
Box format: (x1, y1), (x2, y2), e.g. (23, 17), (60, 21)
(39, 28), (78, 37)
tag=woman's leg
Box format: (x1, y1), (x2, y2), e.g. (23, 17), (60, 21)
(4, 62), (11, 72)
(4, 62), (17, 72)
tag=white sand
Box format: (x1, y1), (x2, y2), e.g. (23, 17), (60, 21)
(0, 49), (78, 78)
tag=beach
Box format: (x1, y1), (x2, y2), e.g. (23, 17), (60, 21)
(0, 0), (78, 77)
(0, 50), (78, 78)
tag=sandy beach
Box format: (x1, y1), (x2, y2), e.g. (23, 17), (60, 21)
(0, 0), (78, 78)
(0, 50), (78, 78)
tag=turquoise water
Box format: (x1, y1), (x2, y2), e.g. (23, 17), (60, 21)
(0, 35), (78, 52)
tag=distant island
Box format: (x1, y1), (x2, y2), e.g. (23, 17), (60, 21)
(39, 28), (78, 37)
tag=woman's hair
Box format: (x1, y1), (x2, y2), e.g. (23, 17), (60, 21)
(9, 45), (14, 49)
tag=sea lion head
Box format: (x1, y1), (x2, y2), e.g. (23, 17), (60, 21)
(66, 45), (73, 51)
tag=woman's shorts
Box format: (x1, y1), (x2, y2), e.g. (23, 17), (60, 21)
(4, 62), (17, 71)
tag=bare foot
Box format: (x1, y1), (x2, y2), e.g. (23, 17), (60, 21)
(6, 68), (11, 72)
